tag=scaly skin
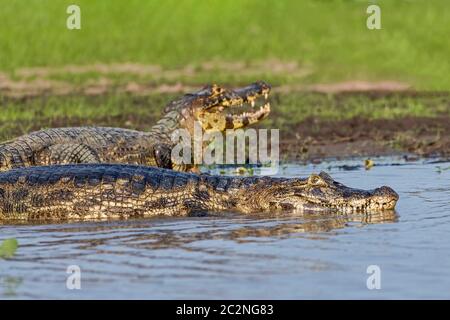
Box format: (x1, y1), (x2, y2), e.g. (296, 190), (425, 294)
(0, 164), (399, 221)
(0, 82), (271, 172)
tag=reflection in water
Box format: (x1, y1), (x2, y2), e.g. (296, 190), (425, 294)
(2, 211), (397, 251)
(122, 211), (399, 250)
(0, 277), (23, 297)
(228, 211), (398, 241)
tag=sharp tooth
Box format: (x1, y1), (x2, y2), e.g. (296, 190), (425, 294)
(264, 93), (268, 100)
(251, 100), (255, 107)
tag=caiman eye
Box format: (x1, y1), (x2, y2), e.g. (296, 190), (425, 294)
(308, 174), (325, 186)
(212, 85), (223, 95)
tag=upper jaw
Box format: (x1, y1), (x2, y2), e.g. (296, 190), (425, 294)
(208, 81), (271, 110)
(307, 181), (399, 212)
(234, 81), (271, 102)
(198, 81), (272, 129)
(296, 188), (399, 213)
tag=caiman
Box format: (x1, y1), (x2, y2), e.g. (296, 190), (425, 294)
(0, 82), (271, 172)
(0, 164), (399, 221)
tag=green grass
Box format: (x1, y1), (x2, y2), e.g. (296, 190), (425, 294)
(0, 0), (449, 89)
(268, 92), (450, 126)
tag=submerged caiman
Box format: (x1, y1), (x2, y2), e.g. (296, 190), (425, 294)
(0, 82), (271, 172)
(0, 164), (398, 221)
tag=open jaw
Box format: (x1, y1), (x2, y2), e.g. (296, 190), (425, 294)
(192, 81), (271, 132)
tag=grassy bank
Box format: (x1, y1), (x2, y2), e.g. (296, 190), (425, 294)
(0, 0), (449, 89)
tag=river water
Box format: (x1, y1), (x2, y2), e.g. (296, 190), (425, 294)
(1, 157), (449, 299)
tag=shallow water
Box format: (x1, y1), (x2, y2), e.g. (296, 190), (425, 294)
(1, 157), (449, 299)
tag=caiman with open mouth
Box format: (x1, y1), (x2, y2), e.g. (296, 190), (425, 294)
(0, 164), (398, 221)
(0, 82), (271, 172)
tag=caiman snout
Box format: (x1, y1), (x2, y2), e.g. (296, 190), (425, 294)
(371, 186), (399, 210)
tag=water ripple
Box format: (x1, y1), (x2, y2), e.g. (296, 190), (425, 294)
(1, 159), (450, 299)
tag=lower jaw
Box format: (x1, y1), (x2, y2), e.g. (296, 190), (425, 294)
(296, 204), (392, 213)
(331, 205), (395, 213)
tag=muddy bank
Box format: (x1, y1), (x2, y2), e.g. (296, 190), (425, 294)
(2, 112), (448, 163)
(278, 116), (450, 162)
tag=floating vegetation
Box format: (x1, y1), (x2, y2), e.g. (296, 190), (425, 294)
(0, 238), (18, 259)
(365, 159), (375, 170)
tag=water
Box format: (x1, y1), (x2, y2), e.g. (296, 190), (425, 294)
(1, 158), (449, 299)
